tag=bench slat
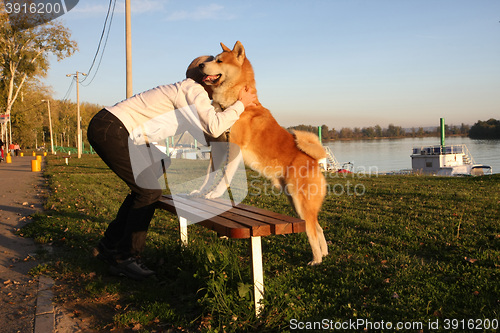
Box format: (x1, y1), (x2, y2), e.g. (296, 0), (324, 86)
(208, 198), (306, 234)
(157, 196), (250, 238)
(179, 197), (271, 237)
(191, 197), (295, 235)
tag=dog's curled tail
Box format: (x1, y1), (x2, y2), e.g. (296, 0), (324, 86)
(293, 130), (327, 160)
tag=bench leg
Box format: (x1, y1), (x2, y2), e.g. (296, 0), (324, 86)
(251, 236), (264, 317)
(179, 216), (188, 246)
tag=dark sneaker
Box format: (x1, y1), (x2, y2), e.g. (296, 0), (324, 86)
(109, 257), (155, 281)
(93, 239), (120, 265)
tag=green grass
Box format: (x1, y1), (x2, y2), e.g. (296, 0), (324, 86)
(21, 154), (500, 332)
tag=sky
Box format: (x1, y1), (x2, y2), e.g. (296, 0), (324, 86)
(44, 0), (500, 129)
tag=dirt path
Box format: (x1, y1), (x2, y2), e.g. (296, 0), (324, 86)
(0, 154), (83, 332)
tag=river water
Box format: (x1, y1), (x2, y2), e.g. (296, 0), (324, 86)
(325, 137), (500, 174)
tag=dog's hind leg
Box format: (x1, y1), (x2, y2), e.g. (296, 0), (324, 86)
(312, 175), (328, 258)
(288, 173), (327, 265)
(316, 220), (328, 258)
(305, 214), (324, 265)
(302, 208), (324, 265)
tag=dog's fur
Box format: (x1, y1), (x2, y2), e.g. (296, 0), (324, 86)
(200, 41), (328, 265)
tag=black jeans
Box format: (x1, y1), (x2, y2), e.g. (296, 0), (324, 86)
(87, 109), (163, 258)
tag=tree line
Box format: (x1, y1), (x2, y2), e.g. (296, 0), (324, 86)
(469, 119), (500, 139)
(10, 81), (102, 149)
(1, 9), (79, 150)
(288, 123), (471, 141)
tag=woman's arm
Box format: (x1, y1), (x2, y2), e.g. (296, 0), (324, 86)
(190, 86), (256, 138)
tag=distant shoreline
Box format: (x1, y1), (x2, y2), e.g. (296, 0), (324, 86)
(287, 124), (471, 142)
(322, 133), (468, 142)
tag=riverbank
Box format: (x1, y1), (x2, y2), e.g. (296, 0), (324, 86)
(322, 133), (468, 142)
(19, 155), (500, 332)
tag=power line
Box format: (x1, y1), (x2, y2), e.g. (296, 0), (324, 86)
(80, 0), (115, 83)
(80, 0), (117, 87)
(62, 76), (76, 101)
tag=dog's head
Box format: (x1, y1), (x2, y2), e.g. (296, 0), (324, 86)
(199, 41), (256, 108)
(200, 41), (253, 88)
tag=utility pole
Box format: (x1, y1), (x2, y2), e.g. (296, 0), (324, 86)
(125, 0), (132, 98)
(66, 71), (86, 158)
(41, 99), (54, 154)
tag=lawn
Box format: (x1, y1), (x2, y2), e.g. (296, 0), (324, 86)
(21, 154), (499, 332)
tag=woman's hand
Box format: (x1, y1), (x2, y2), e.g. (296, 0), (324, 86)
(238, 86), (258, 108)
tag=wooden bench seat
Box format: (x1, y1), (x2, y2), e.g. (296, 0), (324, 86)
(156, 194), (305, 316)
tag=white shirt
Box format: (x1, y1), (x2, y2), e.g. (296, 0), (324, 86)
(106, 78), (243, 145)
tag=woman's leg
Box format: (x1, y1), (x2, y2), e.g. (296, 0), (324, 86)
(87, 110), (162, 260)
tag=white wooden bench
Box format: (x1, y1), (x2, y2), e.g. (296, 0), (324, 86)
(157, 194), (305, 316)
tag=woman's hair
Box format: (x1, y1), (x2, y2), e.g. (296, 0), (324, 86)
(186, 55), (214, 84)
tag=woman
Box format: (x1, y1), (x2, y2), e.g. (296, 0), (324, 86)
(88, 56), (256, 280)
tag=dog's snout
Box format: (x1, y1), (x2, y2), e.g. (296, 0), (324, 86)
(198, 63), (205, 69)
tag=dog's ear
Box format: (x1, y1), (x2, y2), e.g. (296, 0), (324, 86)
(232, 41), (245, 65)
(220, 42), (231, 52)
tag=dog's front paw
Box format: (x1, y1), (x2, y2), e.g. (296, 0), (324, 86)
(189, 189), (204, 198)
(204, 190), (224, 199)
(307, 259), (322, 266)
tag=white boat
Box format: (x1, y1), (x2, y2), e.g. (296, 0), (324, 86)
(410, 119), (492, 176)
(411, 145), (492, 176)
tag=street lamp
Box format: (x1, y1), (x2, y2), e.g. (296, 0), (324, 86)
(41, 99), (54, 154)
(66, 71), (86, 158)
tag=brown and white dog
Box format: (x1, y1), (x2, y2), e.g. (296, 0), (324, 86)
(199, 41), (328, 265)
